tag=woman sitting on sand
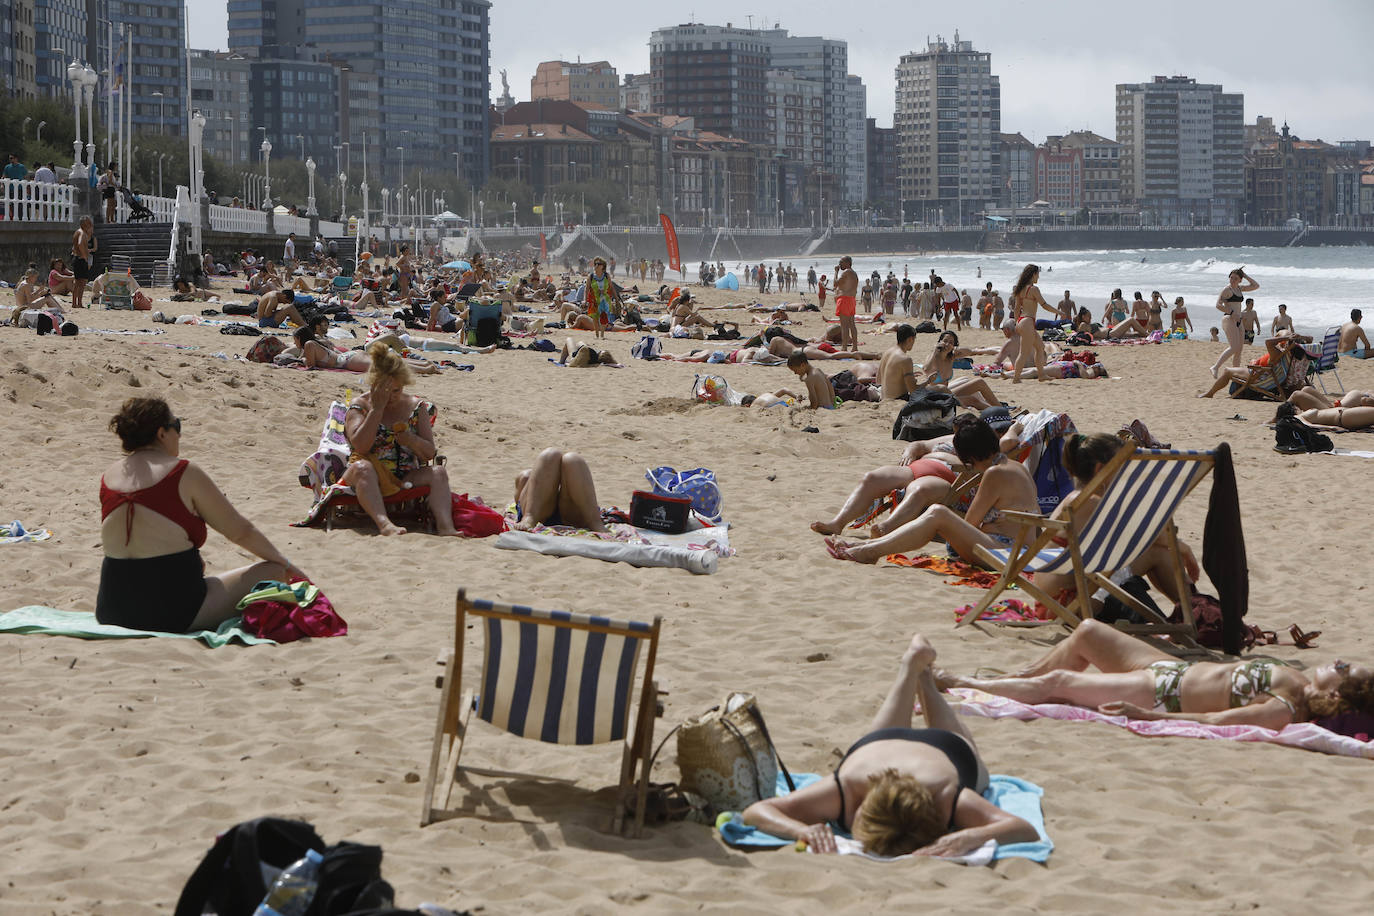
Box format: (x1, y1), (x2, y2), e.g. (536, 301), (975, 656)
(98, 397), (305, 632)
(12, 265), (65, 320)
(513, 448), (607, 532)
(825, 417), (1039, 564)
(941, 619), (1374, 729)
(743, 634), (1039, 857)
(338, 343), (460, 536)
(921, 331), (1003, 410)
(47, 258), (76, 296)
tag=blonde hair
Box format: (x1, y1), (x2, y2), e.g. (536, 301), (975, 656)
(365, 339), (413, 388)
(851, 769), (944, 857)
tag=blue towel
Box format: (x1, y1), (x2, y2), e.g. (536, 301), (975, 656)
(0, 606), (276, 647)
(717, 772), (1052, 863)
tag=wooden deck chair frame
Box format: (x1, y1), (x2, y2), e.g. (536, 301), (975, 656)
(422, 588), (663, 837)
(958, 446), (1213, 651)
(1313, 326), (1345, 396)
(1231, 352), (1291, 402)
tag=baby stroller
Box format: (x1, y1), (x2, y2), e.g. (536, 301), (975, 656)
(120, 186), (154, 222)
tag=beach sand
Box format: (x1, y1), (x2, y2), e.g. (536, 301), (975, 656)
(1, 278), (1372, 914)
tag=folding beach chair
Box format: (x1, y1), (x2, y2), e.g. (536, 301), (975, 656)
(958, 446), (1215, 649)
(1229, 348), (1311, 402)
(330, 259), (356, 295)
(102, 272), (134, 310)
(421, 589), (663, 836)
(1312, 327), (1345, 396)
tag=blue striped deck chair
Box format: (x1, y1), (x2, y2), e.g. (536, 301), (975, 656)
(422, 589), (664, 836)
(1312, 326), (1345, 396)
(958, 445), (1214, 649)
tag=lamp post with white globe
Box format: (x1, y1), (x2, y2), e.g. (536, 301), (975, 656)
(260, 139), (272, 209)
(305, 157), (317, 216)
(65, 60), (83, 173)
(80, 64), (97, 169)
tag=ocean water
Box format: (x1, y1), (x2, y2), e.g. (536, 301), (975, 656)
(769, 246), (1371, 337)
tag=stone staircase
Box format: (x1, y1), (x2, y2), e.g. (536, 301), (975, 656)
(95, 221), (173, 285)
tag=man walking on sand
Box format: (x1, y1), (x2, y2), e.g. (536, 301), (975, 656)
(834, 256), (860, 352)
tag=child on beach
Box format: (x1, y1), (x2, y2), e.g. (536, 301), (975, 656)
(786, 351), (837, 410)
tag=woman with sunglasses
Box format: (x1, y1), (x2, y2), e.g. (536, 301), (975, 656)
(98, 397), (303, 633)
(940, 619), (1374, 729)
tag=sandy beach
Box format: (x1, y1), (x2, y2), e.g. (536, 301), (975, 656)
(2, 275), (1372, 914)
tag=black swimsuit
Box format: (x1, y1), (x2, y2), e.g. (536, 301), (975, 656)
(831, 727), (981, 830)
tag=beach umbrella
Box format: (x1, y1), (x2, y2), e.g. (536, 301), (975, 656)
(715, 272), (739, 291)
(442, 260), (472, 271)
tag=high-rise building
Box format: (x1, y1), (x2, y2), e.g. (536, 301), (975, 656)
(229, 0), (491, 183)
(1116, 75), (1244, 225)
(250, 49), (340, 167)
(763, 29), (854, 203)
(998, 132), (1033, 208)
(3, 0), (38, 99)
(189, 50), (251, 165)
(530, 60), (618, 110)
(843, 75), (867, 208)
(894, 33), (1001, 224)
(649, 22), (769, 145)
(866, 117), (898, 219)
(1032, 131), (1119, 209)
(115, 0), (187, 137)
(33, 0), (87, 98)
(620, 72), (650, 112)
(764, 66), (821, 215)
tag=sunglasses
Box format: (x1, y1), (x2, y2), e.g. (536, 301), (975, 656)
(164, 417), (182, 434)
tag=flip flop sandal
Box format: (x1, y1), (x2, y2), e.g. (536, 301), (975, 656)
(1290, 624), (1321, 649)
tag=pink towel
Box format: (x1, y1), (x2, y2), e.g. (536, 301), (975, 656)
(943, 688), (1374, 759)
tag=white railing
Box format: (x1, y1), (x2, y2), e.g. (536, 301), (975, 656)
(318, 219), (344, 236)
(115, 192), (177, 223)
(1, 177), (75, 222)
(275, 213), (312, 237)
(209, 204), (269, 234)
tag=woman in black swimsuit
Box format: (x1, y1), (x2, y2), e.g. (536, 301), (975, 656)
(742, 635), (1038, 857)
(1211, 267), (1259, 378)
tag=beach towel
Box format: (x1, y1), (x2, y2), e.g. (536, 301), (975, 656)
(0, 520), (52, 544)
(949, 687), (1374, 759)
(716, 771), (1052, 864)
(954, 598), (1048, 624)
(883, 554), (1004, 587)
(0, 606), (276, 647)
(493, 530), (718, 574)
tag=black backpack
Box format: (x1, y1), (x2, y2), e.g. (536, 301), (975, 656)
(174, 817), (324, 916)
(892, 388), (959, 441)
(1274, 416), (1333, 454)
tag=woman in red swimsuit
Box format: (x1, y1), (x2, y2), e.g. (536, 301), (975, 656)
(98, 397), (303, 633)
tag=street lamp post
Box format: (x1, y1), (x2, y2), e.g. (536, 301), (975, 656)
(151, 91), (164, 135)
(81, 64), (96, 169)
(305, 157), (317, 216)
(397, 146), (405, 189)
(338, 172), (346, 223)
(260, 138), (272, 209)
(607, 202), (612, 225)
(36, 120), (46, 141)
(381, 188), (390, 227)
(296, 134), (304, 162)
(157, 152), (166, 197)
(65, 61), (83, 173)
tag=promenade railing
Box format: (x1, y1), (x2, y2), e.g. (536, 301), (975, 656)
(209, 204), (269, 234)
(1, 177), (75, 222)
(115, 192), (177, 224)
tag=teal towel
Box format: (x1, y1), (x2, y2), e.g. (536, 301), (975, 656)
(0, 606), (277, 647)
(718, 772), (1053, 863)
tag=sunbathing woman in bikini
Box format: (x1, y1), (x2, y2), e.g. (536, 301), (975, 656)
(923, 332), (1003, 410)
(1286, 386), (1374, 412)
(742, 633), (1039, 857)
(1282, 401), (1374, 431)
(825, 418), (1038, 564)
(939, 619), (1374, 729)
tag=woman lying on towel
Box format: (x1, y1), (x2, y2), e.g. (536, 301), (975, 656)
(339, 343), (461, 536)
(513, 448), (607, 532)
(825, 417), (1038, 564)
(743, 634), (1039, 857)
(98, 397), (306, 633)
(940, 619), (1374, 729)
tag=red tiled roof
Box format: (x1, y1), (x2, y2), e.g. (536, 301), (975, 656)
(491, 123), (596, 142)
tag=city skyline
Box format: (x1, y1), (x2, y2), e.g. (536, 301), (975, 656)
(186, 0), (1374, 144)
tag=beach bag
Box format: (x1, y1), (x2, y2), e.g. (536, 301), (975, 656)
(630, 335), (662, 360)
(676, 693), (795, 813)
(1032, 434), (1076, 515)
(307, 841), (396, 915)
(247, 335), (287, 363)
(133, 290), (153, 310)
(1274, 417), (1332, 454)
(237, 579), (347, 643)
(892, 389), (958, 441)
(450, 493), (507, 538)
(647, 466), (722, 523)
(223, 301), (255, 315)
(630, 490), (691, 534)
(692, 374), (744, 405)
(173, 817), (325, 916)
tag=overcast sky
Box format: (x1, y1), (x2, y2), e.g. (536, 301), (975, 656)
(189, 0), (1373, 143)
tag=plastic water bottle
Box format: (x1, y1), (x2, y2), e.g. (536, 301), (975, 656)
(253, 848), (323, 916)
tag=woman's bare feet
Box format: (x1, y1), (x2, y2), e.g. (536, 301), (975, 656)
(378, 521), (408, 536)
(810, 520), (841, 535)
(825, 536), (878, 564)
(904, 633), (937, 671)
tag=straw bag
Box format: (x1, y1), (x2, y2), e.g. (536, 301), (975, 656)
(675, 692), (794, 812)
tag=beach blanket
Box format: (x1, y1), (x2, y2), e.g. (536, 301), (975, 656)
(0, 606), (276, 647)
(954, 598), (1049, 624)
(716, 771), (1052, 864)
(0, 520), (52, 544)
(884, 554), (1003, 588)
(493, 530), (718, 574)
(949, 687), (1374, 759)
(1326, 448), (1374, 459)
